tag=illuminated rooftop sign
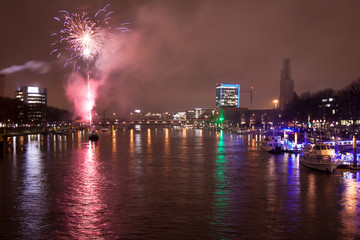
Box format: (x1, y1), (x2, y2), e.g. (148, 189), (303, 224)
(28, 87), (39, 93)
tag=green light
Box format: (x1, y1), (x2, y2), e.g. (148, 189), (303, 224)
(217, 108), (225, 124)
(211, 132), (228, 230)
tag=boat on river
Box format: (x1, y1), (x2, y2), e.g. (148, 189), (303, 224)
(89, 131), (99, 141)
(300, 143), (340, 172)
(261, 135), (284, 153)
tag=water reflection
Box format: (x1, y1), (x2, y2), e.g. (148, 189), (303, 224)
(56, 141), (109, 238)
(339, 171), (360, 237)
(19, 136), (47, 237)
(129, 129), (134, 158)
(112, 129), (116, 155)
(247, 133), (259, 150)
(182, 128), (187, 162)
(164, 128), (170, 156)
(306, 172), (316, 215)
(163, 128), (170, 178)
(211, 130), (229, 237)
(265, 153), (277, 211)
(3, 129), (360, 239)
(284, 154), (300, 230)
(131, 128), (143, 177)
(195, 128), (203, 137)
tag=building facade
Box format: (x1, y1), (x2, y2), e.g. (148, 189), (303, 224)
(186, 108), (215, 121)
(216, 83), (240, 108)
(15, 86), (47, 124)
(0, 74), (5, 97)
(280, 59), (294, 109)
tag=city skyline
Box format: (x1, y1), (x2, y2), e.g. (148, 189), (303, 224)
(1, 1), (360, 117)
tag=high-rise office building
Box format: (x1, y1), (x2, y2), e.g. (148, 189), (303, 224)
(15, 86), (47, 124)
(216, 83), (240, 108)
(0, 74), (5, 97)
(280, 59), (294, 109)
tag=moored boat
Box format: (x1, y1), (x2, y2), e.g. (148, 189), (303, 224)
(261, 135), (283, 153)
(300, 143), (340, 172)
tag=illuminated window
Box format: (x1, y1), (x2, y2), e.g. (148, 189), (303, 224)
(27, 87), (39, 93)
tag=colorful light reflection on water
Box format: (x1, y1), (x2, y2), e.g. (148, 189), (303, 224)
(54, 140), (113, 238)
(0, 130), (360, 239)
(211, 130), (230, 238)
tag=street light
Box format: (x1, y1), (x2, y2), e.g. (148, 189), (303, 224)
(273, 99), (279, 109)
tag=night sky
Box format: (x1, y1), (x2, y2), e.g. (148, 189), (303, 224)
(1, 0), (360, 117)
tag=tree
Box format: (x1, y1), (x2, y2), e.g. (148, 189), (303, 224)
(282, 88), (338, 129)
(0, 97), (19, 124)
(338, 78), (360, 167)
(338, 78), (360, 135)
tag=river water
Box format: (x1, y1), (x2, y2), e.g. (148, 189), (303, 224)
(0, 126), (359, 239)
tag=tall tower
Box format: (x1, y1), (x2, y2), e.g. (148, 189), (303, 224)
(0, 74), (5, 97)
(280, 59), (294, 109)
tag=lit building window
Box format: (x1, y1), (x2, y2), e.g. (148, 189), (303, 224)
(216, 83), (240, 108)
(15, 86), (47, 124)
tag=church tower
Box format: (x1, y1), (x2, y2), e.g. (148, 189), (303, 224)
(279, 59), (294, 109)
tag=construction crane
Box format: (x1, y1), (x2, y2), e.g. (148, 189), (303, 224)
(241, 86), (254, 110)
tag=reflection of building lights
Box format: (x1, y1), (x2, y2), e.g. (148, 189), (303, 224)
(307, 174), (316, 214)
(212, 130), (228, 228)
(147, 128), (151, 145)
(164, 128), (169, 156)
(112, 131), (116, 154)
(20, 138), (44, 231)
(339, 171), (360, 236)
(129, 129), (134, 157)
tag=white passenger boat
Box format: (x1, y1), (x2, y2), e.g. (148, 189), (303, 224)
(261, 135), (283, 153)
(300, 143), (340, 172)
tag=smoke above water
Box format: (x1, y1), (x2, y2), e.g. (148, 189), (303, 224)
(0, 60), (50, 75)
(65, 72), (105, 122)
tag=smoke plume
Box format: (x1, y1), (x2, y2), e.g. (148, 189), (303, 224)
(65, 72), (105, 122)
(65, 0), (360, 117)
(0, 60), (50, 75)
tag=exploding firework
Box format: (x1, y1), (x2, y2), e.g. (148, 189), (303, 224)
(51, 4), (130, 71)
(51, 4), (130, 128)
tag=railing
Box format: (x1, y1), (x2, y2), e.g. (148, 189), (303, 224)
(302, 155), (336, 163)
(322, 140), (360, 146)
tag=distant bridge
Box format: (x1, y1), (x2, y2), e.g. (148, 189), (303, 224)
(322, 140), (360, 146)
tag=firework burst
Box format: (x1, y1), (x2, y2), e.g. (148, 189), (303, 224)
(51, 4), (129, 71)
(51, 4), (130, 127)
